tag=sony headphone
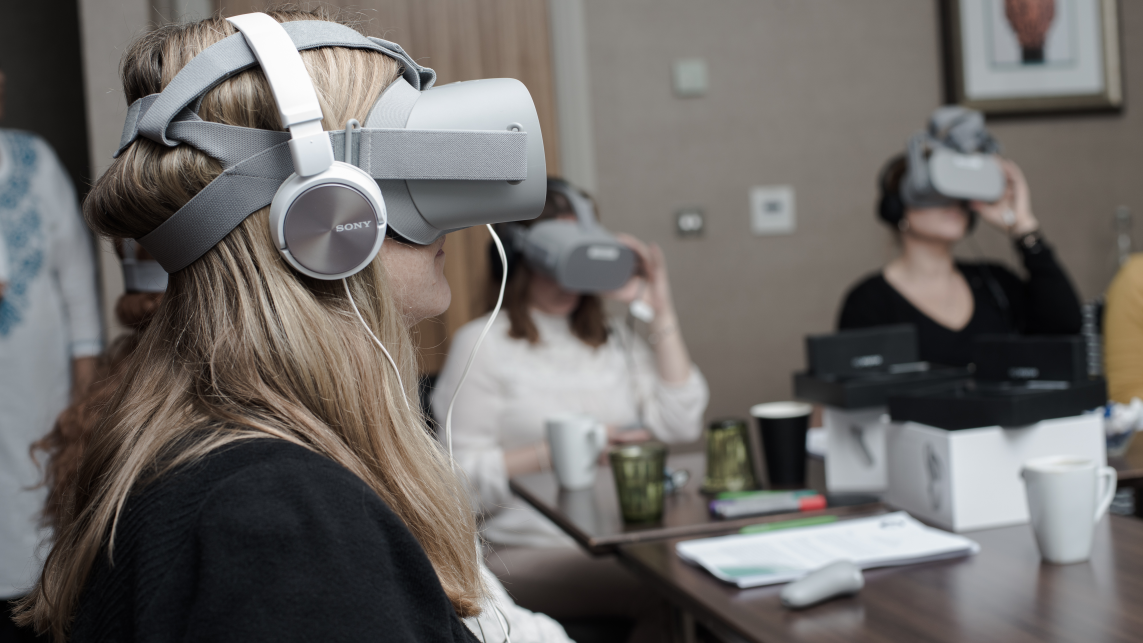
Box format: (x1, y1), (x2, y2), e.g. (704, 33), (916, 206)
(229, 13), (386, 281)
(877, 154), (977, 232)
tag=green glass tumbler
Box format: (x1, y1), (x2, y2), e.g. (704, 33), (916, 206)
(610, 443), (667, 523)
(702, 418), (757, 494)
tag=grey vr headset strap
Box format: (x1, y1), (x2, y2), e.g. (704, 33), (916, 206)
(117, 20), (435, 156)
(168, 112), (290, 168)
(165, 115), (528, 180)
(138, 140), (294, 272)
(928, 106), (999, 155)
(903, 131), (931, 200)
(548, 181), (599, 229)
(141, 123), (527, 272)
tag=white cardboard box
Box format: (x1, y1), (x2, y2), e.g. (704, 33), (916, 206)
(884, 414), (1105, 532)
(824, 406), (891, 494)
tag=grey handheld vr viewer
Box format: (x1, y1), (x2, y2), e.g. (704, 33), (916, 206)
(510, 179), (637, 293)
(901, 106), (1005, 209)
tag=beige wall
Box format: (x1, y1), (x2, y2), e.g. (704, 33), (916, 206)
(78, 0), (152, 341)
(580, 0), (1143, 422)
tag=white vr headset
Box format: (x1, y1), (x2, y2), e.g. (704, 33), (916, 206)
(116, 13), (546, 279)
(510, 179), (636, 293)
(901, 106), (1005, 209)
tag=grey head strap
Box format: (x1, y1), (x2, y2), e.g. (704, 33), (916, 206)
(548, 180), (599, 229)
(116, 20), (435, 156)
(120, 20), (530, 273)
(138, 85), (528, 272)
(928, 106), (1000, 155)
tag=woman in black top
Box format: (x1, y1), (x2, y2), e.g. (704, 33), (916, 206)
(16, 10), (491, 642)
(838, 155), (1081, 367)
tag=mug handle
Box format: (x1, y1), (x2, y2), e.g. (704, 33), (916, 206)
(1094, 466), (1117, 523)
(588, 423), (608, 458)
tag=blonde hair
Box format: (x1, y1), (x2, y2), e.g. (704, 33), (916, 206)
(18, 9), (485, 639)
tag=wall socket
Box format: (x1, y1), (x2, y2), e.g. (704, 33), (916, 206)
(672, 58), (708, 97)
(750, 185), (795, 235)
(676, 208), (705, 237)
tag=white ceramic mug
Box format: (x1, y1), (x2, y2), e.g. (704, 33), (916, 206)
(546, 413), (608, 490)
(1021, 455), (1116, 565)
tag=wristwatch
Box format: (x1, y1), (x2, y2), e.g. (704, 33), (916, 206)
(1014, 229), (1046, 254)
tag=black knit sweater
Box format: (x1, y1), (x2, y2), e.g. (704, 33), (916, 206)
(70, 438), (479, 642)
(837, 241), (1082, 367)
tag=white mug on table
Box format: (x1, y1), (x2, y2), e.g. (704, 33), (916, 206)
(546, 413), (608, 490)
(1021, 455), (1116, 565)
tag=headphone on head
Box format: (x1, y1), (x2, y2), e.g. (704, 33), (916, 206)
(876, 154), (976, 232)
(228, 13), (387, 281)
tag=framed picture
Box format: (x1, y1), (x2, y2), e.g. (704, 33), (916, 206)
(945, 0), (1122, 114)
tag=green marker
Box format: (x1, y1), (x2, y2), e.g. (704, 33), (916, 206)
(738, 515), (838, 534)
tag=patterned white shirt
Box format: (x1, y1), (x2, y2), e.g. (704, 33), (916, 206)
(0, 130), (102, 597)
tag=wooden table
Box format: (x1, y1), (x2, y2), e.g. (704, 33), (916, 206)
(618, 515), (1143, 643)
(509, 451), (879, 555)
(1109, 435), (1143, 518)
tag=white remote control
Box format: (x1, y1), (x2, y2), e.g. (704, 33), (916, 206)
(780, 560), (864, 609)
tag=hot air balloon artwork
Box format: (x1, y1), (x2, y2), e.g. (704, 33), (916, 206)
(946, 0), (1121, 113)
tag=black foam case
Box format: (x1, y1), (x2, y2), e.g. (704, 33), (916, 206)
(971, 335), (1087, 383)
(887, 379), (1107, 430)
(794, 368), (971, 409)
(805, 324), (918, 377)
(795, 324), (969, 408)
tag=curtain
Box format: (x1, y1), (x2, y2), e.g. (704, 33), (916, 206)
(217, 0), (561, 372)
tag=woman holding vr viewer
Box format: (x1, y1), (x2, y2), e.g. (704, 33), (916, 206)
(839, 107), (1082, 366)
(17, 9), (567, 642)
(432, 179), (708, 638)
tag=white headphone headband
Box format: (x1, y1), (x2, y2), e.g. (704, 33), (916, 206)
(227, 13), (334, 178)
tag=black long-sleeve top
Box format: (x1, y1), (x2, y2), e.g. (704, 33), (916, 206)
(71, 438), (479, 643)
(837, 240), (1082, 367)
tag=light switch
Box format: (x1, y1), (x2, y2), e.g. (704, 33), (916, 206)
(672, 58), (708, 97)
(676, 208), (705, 238)
(750, 186), (795, 235)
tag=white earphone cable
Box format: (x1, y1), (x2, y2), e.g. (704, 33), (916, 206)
(344, 278), (411, 412)
(445, 224), (508, 469)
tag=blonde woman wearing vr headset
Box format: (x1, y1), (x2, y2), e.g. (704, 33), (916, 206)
(838, 107), (1082, 366)
(16, 9), (569, 642)
(432, 180), (708, 639)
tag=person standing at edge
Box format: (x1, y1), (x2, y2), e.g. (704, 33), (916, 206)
(0, 62), (102, 643)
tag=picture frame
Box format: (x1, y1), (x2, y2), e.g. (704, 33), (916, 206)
(944, 0), (1122, 114)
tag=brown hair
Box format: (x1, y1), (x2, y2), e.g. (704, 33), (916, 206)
(497, 182), (609, 348)
(17, 9), (484, 639)
(876, 154), (908, 224)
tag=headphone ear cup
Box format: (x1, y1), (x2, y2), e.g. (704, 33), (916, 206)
(270, 162), (387, 281)
(879, 192), (904, 227)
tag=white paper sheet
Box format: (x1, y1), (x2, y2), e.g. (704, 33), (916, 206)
(675, 512), (980, 588)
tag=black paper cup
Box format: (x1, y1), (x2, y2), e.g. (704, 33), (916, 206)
(750, 402), (813, 489)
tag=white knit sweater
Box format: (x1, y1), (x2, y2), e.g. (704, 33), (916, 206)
(432, 309), (708, 548)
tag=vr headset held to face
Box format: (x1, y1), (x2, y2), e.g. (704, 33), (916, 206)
(116, 13), (546, 279)
(900, 106), (1005, 210)
(508, 179), (637, 293)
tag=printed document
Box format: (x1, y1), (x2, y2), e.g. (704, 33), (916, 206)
(676, 512), (979, 588)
